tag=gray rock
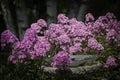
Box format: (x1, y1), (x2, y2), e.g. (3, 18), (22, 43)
(42, 55), (102, 77)
(42, 62), (102, 77)
(69, 55), (98, 67)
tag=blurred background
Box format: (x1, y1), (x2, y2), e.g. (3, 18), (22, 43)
(0, 0), (120, 39)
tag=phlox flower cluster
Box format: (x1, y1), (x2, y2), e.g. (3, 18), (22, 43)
(10, 36), (50, 64)
(1, 30), (19, 50)
(88, 38), (104, 51)
(45, 14), (103, 54)
(86, 12), (120, 46)
(1, 12), (120, 70)
(85, 13), (95, 22)
(85, 13), (120, 69)
(104, 56), (117, 68)
(33, 36), (51, 57)
(51, 51), (72, 70)
(1, 19), (51, 64)
(31, 19), (47, 33)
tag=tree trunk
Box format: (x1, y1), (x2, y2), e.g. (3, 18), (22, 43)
(77, 0), (89, 21)
(31, 0), (41, 21)
(15, 0), (29, 40)
(46, 0), (57, 25)
(1, 0), (17, 35)
(67, 0), (80, 18)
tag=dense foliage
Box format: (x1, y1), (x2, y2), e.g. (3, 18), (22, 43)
(1, 12), (120, 80)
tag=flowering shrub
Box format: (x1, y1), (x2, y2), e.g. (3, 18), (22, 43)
(1, 30), (19, 50)
(1, 19), (51, 80)
(85, 12), (120, 80)
(1, 12), (120, 80)
(45, 14), (104, 54)
(87, 38), (104, 51)
(51, 51), (72, 70)
(2, 19), (51, 64)
(104, 56), (117, 68)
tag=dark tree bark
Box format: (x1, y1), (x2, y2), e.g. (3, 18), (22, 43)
(33, 1), (38, 20)
(46, 0), (57, 25)
(31, 0), (41, 21)
(1, 0), (17, 35)
(15, 0), (29, 40)
(32, 0), (46, 20)
(67, 0), (80, 18)
(77, 0), (89, 21)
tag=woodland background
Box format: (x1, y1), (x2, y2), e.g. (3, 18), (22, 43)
(0, 0), (120, 39)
